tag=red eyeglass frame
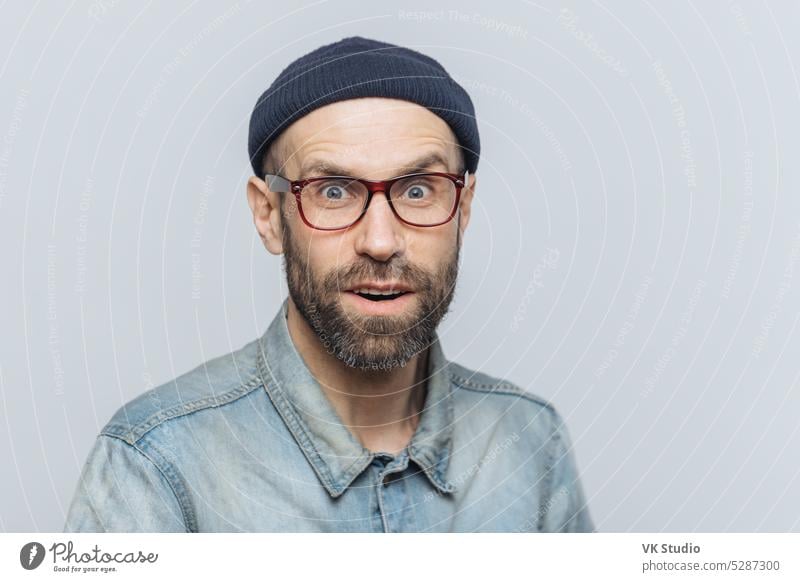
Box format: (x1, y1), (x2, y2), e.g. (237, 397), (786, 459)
(264, 171), (468, 231)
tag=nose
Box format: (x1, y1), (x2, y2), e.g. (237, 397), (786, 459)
(352, 190), (405, 261)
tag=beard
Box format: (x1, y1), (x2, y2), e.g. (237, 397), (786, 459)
(281, 219), (460, 372)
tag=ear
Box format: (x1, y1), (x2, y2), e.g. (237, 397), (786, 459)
(457, 172), (476, 241)
(247, 176), (285, 254)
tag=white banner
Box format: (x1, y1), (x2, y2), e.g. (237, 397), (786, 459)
(1, 533), (798, 581)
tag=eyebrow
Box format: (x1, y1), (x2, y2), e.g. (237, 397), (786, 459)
(299, 152), (454, 178)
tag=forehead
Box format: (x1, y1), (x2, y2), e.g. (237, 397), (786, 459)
(277, 98), (461, 177)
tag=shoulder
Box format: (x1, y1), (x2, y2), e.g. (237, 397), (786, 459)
(448, 360), (555, 411)
(447, 360), (563, 435)
(101, 337), (264, 445)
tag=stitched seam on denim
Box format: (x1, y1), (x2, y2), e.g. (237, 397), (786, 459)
(255, 339), (337, 492)
(97, 433), (194, 533)
(537, 405), (561, 532)
(420, 459), (452, 493)
(264, 379), (372, 496)
(450, 375), (554, 410)
(337, 454), (375, 493)
(104, 374), (263, 444)
(259, 376), (340, 494)
(439, 382), (456, 487)
(407, 450), (441, 489)
(376, 477), (390, 532)
(409, 419), (455, 493)
(437, 444), (453, 487)
(136, 437), (198, 533)
(256, 341), (370, 496)
(451, 373), (560, 529)
(550, 409), (581, 531)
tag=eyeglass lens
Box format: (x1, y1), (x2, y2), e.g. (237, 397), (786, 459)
(300, 175), (457, 229)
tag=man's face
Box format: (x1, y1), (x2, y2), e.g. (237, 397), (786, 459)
(252, 98), (474, 371)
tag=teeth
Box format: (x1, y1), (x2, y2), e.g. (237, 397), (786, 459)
(354, 288), (404, 295)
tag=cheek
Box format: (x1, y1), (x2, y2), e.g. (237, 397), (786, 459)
(407, 232), (455, 266)
(302, 237), (354, 277)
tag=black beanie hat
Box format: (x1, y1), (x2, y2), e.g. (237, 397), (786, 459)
(248, 36), (480, 176)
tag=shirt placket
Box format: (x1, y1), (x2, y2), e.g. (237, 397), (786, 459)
(373, 451), (415, 533)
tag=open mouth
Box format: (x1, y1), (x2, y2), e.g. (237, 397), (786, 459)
(351, 291), (409, 302)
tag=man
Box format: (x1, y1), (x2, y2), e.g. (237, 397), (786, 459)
(64, 36), (594, 532)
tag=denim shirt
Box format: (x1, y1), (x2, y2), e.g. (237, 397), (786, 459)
(64, 298), (594, 532)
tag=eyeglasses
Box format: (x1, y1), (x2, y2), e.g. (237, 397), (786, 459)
(264, 170), (468, 231)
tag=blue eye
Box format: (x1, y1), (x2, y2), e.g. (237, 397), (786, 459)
(323, 185), (344, 200)
(406, 185), (426, 199)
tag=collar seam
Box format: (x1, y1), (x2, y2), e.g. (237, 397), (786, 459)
(409, 447), (456, 494)
(261, 377), (372, 497)
(257, 341), (372, 497)
(258, 372), (339, 495)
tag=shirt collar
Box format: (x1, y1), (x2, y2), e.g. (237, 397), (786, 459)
(256, 297), (457, 498)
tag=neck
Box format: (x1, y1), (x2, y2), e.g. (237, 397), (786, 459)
(285, 298), (429, 456)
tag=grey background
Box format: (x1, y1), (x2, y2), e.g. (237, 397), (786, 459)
(1, 0), (798, 532)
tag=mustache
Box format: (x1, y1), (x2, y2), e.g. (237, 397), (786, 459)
(323, 260), (432, 291)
